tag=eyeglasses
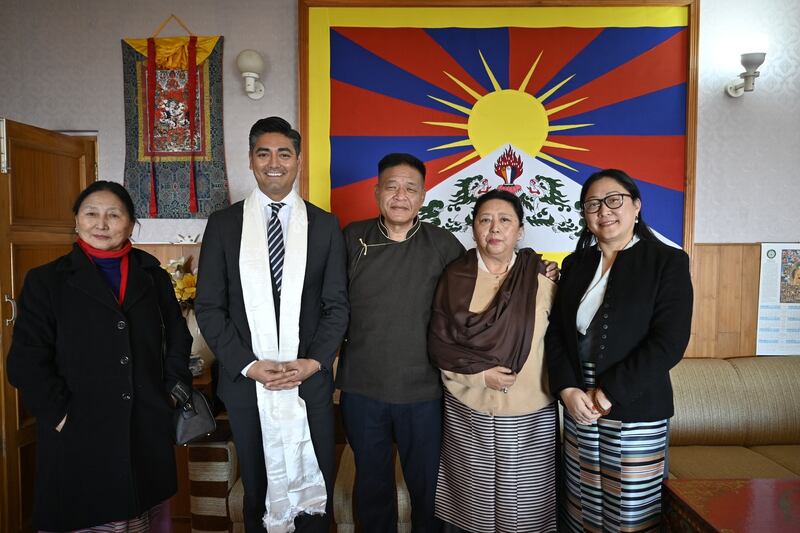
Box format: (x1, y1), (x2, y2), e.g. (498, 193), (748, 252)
(582, 193), (633, 214)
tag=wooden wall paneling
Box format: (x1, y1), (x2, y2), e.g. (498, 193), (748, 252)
(136, 242), (764, 360)
(690, 245), (720, 357)
(739, 245), (761, 355)
(685, 244), (761, 358)
(134, 243), (202, 270)
(716, 246), (744, 356)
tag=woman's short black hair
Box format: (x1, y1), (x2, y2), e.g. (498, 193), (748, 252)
(72, 181), (137, 224)
(575, 168), (658, 250)
(471, 189), (524, 226)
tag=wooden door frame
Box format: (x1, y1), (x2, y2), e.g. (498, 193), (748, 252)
(0, 150), (12, 533)
(0, 119), (96, 532)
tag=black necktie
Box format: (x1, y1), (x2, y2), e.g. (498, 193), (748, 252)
(267, 202), (285, 294)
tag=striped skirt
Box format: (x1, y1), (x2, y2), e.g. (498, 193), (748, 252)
(561, 362), (668, 533)
(39, 500), (171, 533)
(435, 390), (557, 533)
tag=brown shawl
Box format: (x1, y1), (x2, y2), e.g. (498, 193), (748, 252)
(429, 248), (543, 374)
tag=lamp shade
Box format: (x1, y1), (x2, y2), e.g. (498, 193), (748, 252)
(236, 49), (264, 75)
(740, 52), (766, 74)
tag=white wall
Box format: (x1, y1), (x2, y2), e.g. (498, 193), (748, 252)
(1, 0), (798, 243)
(0, 0), (298, 242)
(695, 0), (800, 242)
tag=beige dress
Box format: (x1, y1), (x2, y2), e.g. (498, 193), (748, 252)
(435, 254), (558, 533)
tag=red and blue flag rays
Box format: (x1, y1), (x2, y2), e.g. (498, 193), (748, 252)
(329, 24), (688, 244)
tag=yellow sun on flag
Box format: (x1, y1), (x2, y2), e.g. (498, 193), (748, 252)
(424, 51), (592, 173)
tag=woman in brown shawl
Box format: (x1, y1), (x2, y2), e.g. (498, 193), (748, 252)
(429, 189), (558, 533)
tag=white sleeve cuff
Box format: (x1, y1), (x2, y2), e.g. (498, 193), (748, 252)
(241, 361), (256, 377)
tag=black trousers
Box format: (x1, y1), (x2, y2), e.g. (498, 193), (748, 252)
(227, 392), (335, 533)
(341, 391), (443, 533)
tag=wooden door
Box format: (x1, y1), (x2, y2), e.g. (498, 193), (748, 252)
(0, 118), (96, 533)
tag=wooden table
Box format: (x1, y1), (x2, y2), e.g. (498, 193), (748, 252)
(664, 479), (800, 532)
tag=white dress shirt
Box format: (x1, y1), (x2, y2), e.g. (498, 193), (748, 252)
(576, 235), (640, 335)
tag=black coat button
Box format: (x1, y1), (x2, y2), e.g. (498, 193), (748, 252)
(117, 320), (127, 330)
(602, 334), (607, 340)
(603, 313), (609, 319)
(603, 303), (610, 309)
(600, 345), (605, 350)
(120, 356), (129, 365)
(121, 392), (131, 401)
(602, 324), (608, 330)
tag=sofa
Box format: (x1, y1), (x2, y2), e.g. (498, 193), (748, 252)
(667, 356), (800, 479)
(186, 416), (412, 533)
(186, 356), (799, 531)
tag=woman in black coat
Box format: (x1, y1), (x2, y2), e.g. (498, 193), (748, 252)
(7, 181), (191, 532)
(545, 169), (693, 533)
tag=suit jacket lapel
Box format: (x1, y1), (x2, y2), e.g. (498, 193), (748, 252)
(65, 246), (124, 313)
(123, 252), (154, 312)
(303, 200), (316, 261)
(563, 248), (602, 354)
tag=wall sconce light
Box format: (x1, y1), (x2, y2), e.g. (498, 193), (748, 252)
(725, 53), (766, 97)
(236, 49), (265, 100)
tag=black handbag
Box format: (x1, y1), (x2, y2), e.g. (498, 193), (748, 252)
(149, 269), (217, 445)
(171, 381), (217, 445)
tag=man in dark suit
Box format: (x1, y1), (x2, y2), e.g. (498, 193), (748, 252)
(195, 117), (348, 532)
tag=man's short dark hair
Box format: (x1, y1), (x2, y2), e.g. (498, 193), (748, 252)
(249, 116), (301, 155)
(377, 153), (426, 184)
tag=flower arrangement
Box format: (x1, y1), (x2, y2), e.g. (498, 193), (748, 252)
(164, 257), (197, 308)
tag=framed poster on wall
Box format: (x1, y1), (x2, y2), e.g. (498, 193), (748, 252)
(299, 1), (698, 261)
(757, 243), (800, 356)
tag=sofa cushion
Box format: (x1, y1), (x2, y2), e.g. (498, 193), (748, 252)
(187, 439), (238, 531)
(728, 357), (800, 446)
(229, 476), (245, 524)
(333, 445), (356, 531)
(395, 449), (411, 528)
(669, 359), (748, 446)
(333, 444), (412, 529)
(748, 445), (800, 476)
(668, 446), (799, 479)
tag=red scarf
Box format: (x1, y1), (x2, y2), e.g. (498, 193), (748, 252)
(76, 238), (133, 304)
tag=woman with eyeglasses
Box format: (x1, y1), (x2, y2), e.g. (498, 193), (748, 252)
(545, 169), (693, 532)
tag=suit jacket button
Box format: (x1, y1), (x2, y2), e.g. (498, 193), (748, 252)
(117, 320), (127, 330)
(121, 392), (131, 401)
(602, 324), (608, 330)
(603, 313), (609, 319)
(120, 355), (130, 365)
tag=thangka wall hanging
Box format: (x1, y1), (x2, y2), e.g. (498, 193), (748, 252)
(122, 25), (229, 218)
(300, 2), (699, 261)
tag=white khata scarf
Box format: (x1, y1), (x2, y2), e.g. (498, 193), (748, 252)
(239, 189), (327, 532)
